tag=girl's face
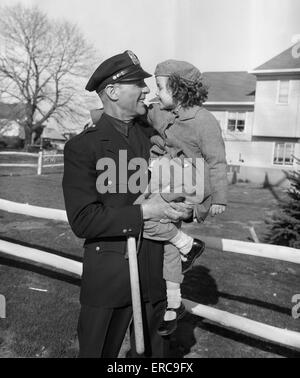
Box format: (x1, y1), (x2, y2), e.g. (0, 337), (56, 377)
(155, 76), (175, 110)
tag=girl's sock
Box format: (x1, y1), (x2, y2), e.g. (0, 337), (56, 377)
(164, 281), (181, 321)
(170, 230), (193, 255)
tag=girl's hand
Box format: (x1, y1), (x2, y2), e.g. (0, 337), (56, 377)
(160, 201), (193, 223)
(210, 204), (226, 217)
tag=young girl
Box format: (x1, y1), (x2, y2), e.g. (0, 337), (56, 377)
(142, 59), (228, 335)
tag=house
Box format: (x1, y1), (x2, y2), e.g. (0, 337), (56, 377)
(250, 45), (300, 170)
(0, 102), (26, 121)
(203, 71), (256, 158)
(41, 127), (66, 151)
(203, 45), (300, 185)
(0, 102), (26, 148)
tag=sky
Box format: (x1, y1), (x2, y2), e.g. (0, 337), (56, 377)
(0, 0), (299, 116)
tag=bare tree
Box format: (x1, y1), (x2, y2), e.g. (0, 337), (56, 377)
(0, 4), (97, 148)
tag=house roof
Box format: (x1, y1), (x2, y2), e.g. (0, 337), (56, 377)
(41, 127), (66, 141)
(254, 44), (300, 71)
(202, 71), (256, 103)
(149, 71), (256, 104)
(0, 120), (25, 138)
(0, 102), (26, 120)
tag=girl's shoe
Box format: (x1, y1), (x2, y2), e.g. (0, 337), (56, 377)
(157, 303), (186, 336)
(181, 239), (205, 274)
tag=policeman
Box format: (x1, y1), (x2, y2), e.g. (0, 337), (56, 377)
(62, 50), (192, 358)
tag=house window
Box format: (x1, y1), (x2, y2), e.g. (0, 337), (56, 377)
(227, 112), (246, 132)
(277, 80), (290, 104)
(273, 142), (295, 165)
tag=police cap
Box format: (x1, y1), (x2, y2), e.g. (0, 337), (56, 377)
(86, 50), (152, 93)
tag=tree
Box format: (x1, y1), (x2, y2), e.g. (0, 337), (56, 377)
(265, 158), (300, 249)
(0, 4), (97, 148)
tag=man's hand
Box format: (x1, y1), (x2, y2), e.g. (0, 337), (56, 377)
(210, 204), (226, 217)
(167, 201), (193, 221)
(141, 195), (193, 223)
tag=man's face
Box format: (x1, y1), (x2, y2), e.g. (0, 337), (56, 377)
(155, 76), (175, 110)
(116, 80), (150, 118)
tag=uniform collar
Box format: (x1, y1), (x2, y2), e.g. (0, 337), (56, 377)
(173, 105), (202, 121)
(93, 112), (140, 162)
(102, 112), (134, 137)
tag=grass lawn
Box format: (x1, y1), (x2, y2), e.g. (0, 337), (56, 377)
(0, 172), (299, 358)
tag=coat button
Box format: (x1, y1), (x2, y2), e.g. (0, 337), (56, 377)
(128, 229), (132, 232)
(96, 246), (100, 252)
(123, 229), (127, 233)
(108, 180), (113, 186)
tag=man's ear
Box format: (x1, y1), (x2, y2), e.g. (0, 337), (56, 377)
(104, 84), (119, 101)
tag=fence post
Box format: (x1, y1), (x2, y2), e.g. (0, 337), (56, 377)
(37, 150), (43, 175)
(0, 295), (6, 319)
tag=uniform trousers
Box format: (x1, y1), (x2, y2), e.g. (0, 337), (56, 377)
(77, 299), (169, 358)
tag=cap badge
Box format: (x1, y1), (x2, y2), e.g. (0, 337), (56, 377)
(113, 71), (125, 80)
(126, 50), (140, 65)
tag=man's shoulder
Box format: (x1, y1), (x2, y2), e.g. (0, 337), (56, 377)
(65, 124), (99, 151)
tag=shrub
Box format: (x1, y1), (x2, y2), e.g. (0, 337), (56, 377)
(265, 162), (300, 249)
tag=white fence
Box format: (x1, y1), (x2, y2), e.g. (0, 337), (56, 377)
(0, 199), (299, 352)
(0, 151), (64, 175)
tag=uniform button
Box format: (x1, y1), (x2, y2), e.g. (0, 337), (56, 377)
(128, 229), (132, 232)
(108, 180), (113, 186)
(96, 246), (100, 252)
(123, 229), (127, 233)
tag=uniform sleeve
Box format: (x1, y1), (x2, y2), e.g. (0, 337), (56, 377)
(62, 138), (143, 239)
(196, 112), (228, 205)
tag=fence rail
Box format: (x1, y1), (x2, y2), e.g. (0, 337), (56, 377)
(1, 198), (299, 264)
(0, 152), (39, 157)
(0, 163), (37, 168)
(0, 198), (68, 222)
(0, 151), (63, 175)
(184, 300), (300, 350)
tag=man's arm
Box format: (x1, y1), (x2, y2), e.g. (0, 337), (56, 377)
(62, 139), (143, 239)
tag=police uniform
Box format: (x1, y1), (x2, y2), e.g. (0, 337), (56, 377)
(62, 51), (168, 358)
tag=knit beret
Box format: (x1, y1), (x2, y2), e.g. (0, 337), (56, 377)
(154, 59), (201, 83)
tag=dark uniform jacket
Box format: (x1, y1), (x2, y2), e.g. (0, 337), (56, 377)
(62, 113), (166, 308)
